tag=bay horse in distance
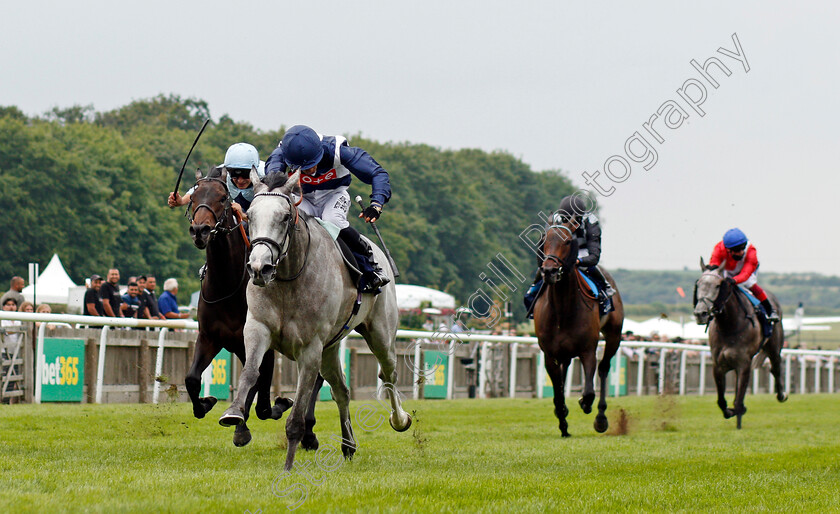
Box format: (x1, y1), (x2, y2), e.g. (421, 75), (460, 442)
(694, 258), (787, 429)
(184, 167), (292, 446)
(533, 214), (624, 436)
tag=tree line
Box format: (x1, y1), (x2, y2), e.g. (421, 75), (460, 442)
(0, 95), (576, 319)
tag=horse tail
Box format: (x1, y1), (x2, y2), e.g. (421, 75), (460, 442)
(750, 349), (767, 370)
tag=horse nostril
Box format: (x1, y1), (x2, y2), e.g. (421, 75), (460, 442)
(261, 264), (274, 278)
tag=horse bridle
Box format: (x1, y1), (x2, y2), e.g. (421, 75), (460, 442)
(249, 191), (310, 282)
(187, 177), (242, 239)
(695, 272), (734, 318)
(539, 223), (574, 276)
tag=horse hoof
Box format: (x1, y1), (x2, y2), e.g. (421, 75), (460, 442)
(233, 429), (252, 447)
(777, 393), (788, 403)
(271, 397), (294, 420)
(219, 408), (245, 427)
(594, 415), (609, 433)
(561, 431), (571, 438)
(301, 432), (319, 452)
(578, 397), (593, 415)
(193, 396), (218, 419)
(389, 412), (412, 433)
(342, 443), (356, 460)
(723, 409), (735, 419)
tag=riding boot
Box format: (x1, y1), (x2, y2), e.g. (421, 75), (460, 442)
(339, 226), (390, 292)
(761, 299), (780, 322)
(589, 266), (616, 297)
(523, 270), (543, 319)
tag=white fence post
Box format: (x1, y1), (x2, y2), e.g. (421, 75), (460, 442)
(800, 356), (807, 394)
(699, 351), (707, 396)
(446, 341), (455, 400)
(658, 349), (667, 395)
(34, 322), (47, 404)
(412, 339), (422, 400)
(478, 342), (489, 399)
(679, 350), (687, 396)
(828, 357), (835, 394)
(508, 342), (518, 399)
(564, 358), (574, 397)
(752, 368), (759, 395)
(95, 326), (109, 404)
(768, 370), (775, 396)
(785, 353), (792, 394)
(814, 357), (821, 393)
(536, 348), (545, 399)
(636, 349), (645, 396)
(152, 328), (168, 404)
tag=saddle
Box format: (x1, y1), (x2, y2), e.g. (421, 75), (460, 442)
(737, 286), (773, 338)
(578, 269), (614, 317)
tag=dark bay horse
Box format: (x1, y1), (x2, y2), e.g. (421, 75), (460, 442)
(693, 259), (787, 429)
(185, 168), (292, 446)
(534, 216), (624, 437)
(219, 170), (411, 471)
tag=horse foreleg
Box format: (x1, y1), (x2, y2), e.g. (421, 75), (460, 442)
(220, 320), (270, 428)
(284, 346), (322, 472)
(594, 341), (619, 434)
(185, 334), (219, 419)
(734, 366), (751, 429)
(546, 357), (570, 437)
(713, 366), (734, 419)
(578, 351), (597, 414)
(321, 345), (356, 460)
(254, 350), (294, 421)
(301, 374), (325, 451)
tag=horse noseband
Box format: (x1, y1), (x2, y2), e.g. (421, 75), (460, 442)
(540, 254), (563, 276)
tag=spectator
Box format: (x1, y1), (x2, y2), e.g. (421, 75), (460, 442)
(159, 278), (190, 319)
(135, 276), (153, 320)
(143, 275), (165, 320)
(121, 282), (145, 319)
(84, 275), (105, 316)
(99, 268), (124, 318)
(0, 276), (25, 308)
(35, 304), (57, 332)
(18, 301), (34, 313)
(1, 298), (21, 344)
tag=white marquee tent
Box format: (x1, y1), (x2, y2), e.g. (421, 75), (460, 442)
(21, 254), (78, 304)
(395, 284), (456, 310)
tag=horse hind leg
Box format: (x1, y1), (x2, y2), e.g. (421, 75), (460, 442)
(357, 324), (412, 432)
(765, 340), (788, 403)
(713, 366), (735, 419)
(594, 339), (620, 433)
(320, 346), (356, 459)
(301, 374), (325, 451)
(578, 351), (597, 415)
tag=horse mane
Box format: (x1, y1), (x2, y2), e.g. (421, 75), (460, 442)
(564, 238), (579, 272)
(263, 172), (289, 191)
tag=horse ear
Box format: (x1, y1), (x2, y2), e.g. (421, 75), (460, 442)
(282, 170), (301, 196)
(252, 168), (267, 193)
(699, 256), (706, 272)
(195, 168), (203, 180)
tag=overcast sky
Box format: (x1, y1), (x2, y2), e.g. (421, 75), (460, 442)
(2, 1), (838, 275)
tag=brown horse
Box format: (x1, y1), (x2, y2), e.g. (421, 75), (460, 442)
(185, 168), (293, 447)
(693, 258), (787, 429)
(534, 216), (624, 436)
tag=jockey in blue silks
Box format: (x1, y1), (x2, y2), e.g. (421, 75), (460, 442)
(265, 125), (391, 293)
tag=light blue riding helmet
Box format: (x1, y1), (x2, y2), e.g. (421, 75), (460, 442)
(224, 142), (260, 170)
(722, 228), (748, 249)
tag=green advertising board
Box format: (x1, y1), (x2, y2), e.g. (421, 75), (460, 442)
(201, 349), (231, 400)
(41, 338), (85, 402)
(423, 350), (448, 399)
(541, 353), (626, 398)
(319, 347), (351, 401)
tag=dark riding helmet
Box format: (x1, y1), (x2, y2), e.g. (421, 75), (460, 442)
(723, 228), (748, 250)
(281, 125), (324, 171)
(556, 195), (590, 223)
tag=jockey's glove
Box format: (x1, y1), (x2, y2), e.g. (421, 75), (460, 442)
(363, 202), (382, 222)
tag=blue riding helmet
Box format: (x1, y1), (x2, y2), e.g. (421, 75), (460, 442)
(723, 228), (748, 249)
(281, 125), (324, 170)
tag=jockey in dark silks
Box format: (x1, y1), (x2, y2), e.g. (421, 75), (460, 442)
(524, 195), (615, 318)
(265, 125), (391, 293)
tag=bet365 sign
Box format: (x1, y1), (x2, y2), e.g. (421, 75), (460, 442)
(40, 338), (85, 402)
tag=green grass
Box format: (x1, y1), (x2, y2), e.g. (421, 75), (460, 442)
(2, 395), (840, 513)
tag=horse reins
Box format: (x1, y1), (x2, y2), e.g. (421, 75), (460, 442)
(540, 223), (598, 304)
(250, 191), (311, 282)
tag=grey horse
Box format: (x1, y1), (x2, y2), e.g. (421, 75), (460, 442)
(219, 170), (412, 471)
(694, 258), (787, 429)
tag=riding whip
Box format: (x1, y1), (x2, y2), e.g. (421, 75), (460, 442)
(172, 118), (211, 198)
(355, 195), (400, 277)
